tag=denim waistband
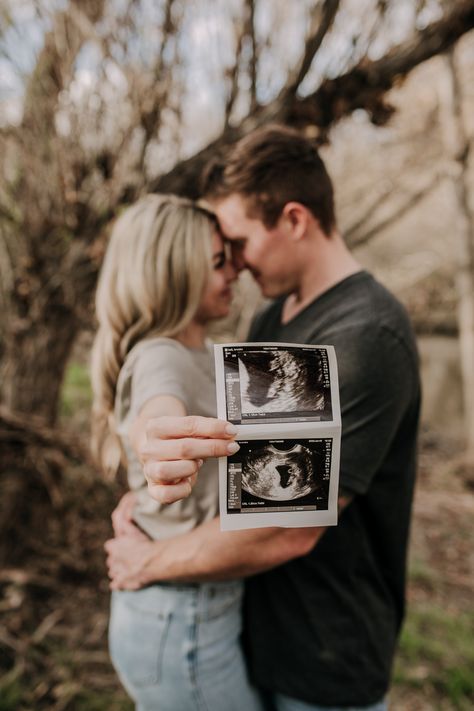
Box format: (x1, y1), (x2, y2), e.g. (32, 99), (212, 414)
(147, 579), (242, 595)
(149, 580), (199, 590)
(114, 579), (244, 619)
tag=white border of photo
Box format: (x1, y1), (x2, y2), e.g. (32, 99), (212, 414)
(214, 343), (341, 530)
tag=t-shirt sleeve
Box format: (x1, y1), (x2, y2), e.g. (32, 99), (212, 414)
(331, 325), (419, 495)
(130, 341), (191, 417)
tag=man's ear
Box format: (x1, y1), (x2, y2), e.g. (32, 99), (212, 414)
(280, 202), (309, 240)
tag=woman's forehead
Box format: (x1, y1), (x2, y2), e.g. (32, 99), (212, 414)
(211, 229), (225, 252)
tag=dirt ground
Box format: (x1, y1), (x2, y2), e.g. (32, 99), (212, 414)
(0, 429), (472, 710)
(389, 431), (474, 710)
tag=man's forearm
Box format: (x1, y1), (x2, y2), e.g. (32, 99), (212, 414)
(106, 496), (352, 589)
(142, 517), (324, 584)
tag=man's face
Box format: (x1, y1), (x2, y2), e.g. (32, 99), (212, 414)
(212, 194), (298, 298)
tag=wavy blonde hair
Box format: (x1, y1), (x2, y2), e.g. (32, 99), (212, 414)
(90, 194), (215, 476)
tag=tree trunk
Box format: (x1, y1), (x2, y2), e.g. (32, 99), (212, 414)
(440, 51), (474, 462)
(1, 303), (79, 426)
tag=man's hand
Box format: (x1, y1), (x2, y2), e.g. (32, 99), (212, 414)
(111, 491), (144, 538)
(105, 534), (161, 590)
(138, 415), (239, 504)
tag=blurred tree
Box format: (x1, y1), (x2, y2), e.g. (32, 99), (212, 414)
(441, 48), (474, 462)
(0, 0), (473, 439)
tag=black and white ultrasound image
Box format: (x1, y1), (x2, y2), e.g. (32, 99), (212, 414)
(224, 346), (332, 424)
(227, 439), (331, 512)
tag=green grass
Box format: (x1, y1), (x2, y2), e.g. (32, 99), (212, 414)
(0, 677), (132, 711)
(394, 603), (474, 708)
(0, 673), (22, 711)
(407, 557), (439, 590)
(0, 641), (133, 711)
(60, 361), (92, 420)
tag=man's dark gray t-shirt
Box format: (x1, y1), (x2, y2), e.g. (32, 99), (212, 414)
(243, 270), (421, 706)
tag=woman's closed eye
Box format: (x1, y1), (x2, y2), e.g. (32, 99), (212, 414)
(213, 251), (227, 270)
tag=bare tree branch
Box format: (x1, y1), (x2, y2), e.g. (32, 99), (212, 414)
(442, 49), (474, 460)
(343, 138), (439, 240)
(347, 172), (445, 248)
(22, 0), (106, 130)
(356, 0), (389, 60)
(246, 0), (258, 112)
(287, 0), (474, 134)
(224, 14), (247, 127)
(136, 0), (178, 170)
(283, 0), (340, 96)
(150, 0), (474, 198)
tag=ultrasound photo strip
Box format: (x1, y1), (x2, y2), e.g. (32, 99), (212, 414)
(214, 343), (341, 530)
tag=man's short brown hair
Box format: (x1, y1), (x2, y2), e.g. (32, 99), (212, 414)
(201, 125), (336, 236)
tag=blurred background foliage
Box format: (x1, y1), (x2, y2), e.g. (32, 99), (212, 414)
(0, 0), (473, 708)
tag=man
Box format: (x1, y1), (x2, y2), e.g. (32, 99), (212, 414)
(106, 125), (420, 710)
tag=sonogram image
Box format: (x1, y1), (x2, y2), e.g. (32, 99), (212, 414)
(240, 441), (329, 503)
(238, 348), (327, 417)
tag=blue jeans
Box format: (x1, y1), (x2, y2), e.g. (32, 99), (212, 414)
(109, 581), (263, 711)
(268, 692), (388, 711)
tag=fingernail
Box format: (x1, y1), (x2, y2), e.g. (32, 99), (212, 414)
(197, 459), (204, 468)
(225, 424), (237, 435)
(227, 442), (240, 455)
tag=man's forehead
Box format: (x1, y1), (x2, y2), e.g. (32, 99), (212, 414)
(213, 194), (248, 221)
(212, 194), (255, 239)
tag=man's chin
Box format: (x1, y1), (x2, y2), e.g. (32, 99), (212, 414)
(252, 274), (268, 294)
(259, 282), (284, 299)
(248, 272), (285, 298)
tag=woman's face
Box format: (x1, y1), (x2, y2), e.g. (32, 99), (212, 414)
(195, 231), (237, 323)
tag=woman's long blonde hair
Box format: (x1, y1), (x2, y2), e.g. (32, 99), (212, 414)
(90, 194), (215, 476)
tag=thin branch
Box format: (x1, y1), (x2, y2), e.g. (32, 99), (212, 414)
(344, 186), (400, 243)
(136, 0), (178, 172)
(356, 0), (389, 60)
(0, 200), (20, 226)
(226, 0), (259, 124)
(343, 151), (437, 240)
(284, 0), (340, 96)
(225, 15), (247, 127)
(348, 172), (445, 248)
(415, 0), (428, 14)
(246, 0), (258, 112)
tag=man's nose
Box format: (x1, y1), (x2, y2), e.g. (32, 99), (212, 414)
(231, 251), (246, 273)
(225, 259), (239, 282)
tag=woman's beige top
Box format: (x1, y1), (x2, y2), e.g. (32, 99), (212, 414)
(114, 337), (218, 540)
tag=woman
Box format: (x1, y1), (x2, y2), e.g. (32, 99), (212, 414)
(90, 194), (262, 711)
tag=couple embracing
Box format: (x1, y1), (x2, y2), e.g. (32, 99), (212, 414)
(91, 125), (420, 711)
